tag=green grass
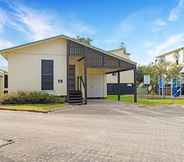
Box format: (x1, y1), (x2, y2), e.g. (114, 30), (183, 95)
(107, 95), (184, 106)
(0, 103), (64, 112)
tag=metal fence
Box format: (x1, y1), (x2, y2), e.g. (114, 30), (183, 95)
(107, 83), (135, 95)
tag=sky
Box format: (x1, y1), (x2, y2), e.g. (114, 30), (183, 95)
(0, 0), (184, 67)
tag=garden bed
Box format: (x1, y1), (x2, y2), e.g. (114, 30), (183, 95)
(0, 92), (65, 113)
(0, 103), (64, 113)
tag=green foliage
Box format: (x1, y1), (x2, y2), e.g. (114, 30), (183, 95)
(137, 63), (183, 94)
(166, 64), (183, 81)
(76, 36), (92, 45)
(107, 95), (184, 106)
(0, 92), (64, 104)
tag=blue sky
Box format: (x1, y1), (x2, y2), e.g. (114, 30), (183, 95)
(0, 0), (184, 66)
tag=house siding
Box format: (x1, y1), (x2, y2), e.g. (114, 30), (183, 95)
(106, 70), (134, 84)
(7, 38), (67, 96)
(87, 68), (107, 98)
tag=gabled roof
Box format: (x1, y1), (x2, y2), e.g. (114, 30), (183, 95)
(108, 48), (130, 55)
(0, 34), (136, 65)
(156, 47), (184, 58)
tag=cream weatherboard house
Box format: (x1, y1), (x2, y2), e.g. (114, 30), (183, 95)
(0, 35), (137, 104)
(106, 48), (135, 95)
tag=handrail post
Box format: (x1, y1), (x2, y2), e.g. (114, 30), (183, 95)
(77, 76), (79, 91)
(84, 57), (87, 104)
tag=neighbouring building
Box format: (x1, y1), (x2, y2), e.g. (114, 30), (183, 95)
(0, 35), (137, 104)
(156, 47), (184, 65)
(106, 48), (135, 95)
(156, 47), (184, 95)
(0, 69), (8, 93)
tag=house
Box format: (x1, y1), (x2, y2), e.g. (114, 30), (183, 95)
(0, 69), (8, 93)
(0, 35), (137, 104)
(156, 47), (184, 95)
(106, 48), (135, 95)
(156, 47), (184, 65)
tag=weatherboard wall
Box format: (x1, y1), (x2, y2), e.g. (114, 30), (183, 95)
(7, 38), (67, 96)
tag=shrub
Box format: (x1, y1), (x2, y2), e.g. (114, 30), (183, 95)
(0, 91), (64, 104)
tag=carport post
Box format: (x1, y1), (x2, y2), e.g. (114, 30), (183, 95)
(133, 67), (137, 103)
(84, 50), (87, 105)
(117, 71), (120, 101)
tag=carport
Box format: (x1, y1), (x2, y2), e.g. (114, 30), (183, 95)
(66, 38), (137, 104)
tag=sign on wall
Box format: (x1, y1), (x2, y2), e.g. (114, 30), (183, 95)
(144, 75), (150, 85)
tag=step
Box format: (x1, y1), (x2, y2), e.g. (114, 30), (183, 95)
(69, 91), (82, 95)
(69, 97), (82, 100)
(68, 100), (83, 104)
(69, 94), (82, 97)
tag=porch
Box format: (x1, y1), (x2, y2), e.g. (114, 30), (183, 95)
(66, 39), (137, 104)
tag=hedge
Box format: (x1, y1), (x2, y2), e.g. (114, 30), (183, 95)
(0, 91), (64, 104)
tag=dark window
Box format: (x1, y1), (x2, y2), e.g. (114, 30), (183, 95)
(4, 74), (8, 88)
(41, 60), (54, 90)
(112, 72), (117, 76)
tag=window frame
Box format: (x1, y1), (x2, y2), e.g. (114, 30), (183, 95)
(41, 59), (54, 91)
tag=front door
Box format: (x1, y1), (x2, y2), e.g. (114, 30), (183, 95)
(68, 65), (76, 91)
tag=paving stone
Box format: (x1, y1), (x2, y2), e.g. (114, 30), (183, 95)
(0, 101), (184, 161)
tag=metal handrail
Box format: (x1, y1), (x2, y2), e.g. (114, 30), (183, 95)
(80, 76), (86, 91)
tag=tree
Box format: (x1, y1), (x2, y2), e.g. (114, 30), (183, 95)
(137, 62), (183, 94)
(76, 36), (92, 45)
(167, 64), (183, 81)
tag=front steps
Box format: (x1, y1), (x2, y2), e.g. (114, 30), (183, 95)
(68, 90), (83, 104)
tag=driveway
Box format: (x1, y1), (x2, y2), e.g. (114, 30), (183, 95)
(0, 101), (184, 162)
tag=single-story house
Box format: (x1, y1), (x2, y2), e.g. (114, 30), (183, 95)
(0, 35), (137, 104)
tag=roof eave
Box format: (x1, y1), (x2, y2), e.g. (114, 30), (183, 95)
(0, 34), (137, 66)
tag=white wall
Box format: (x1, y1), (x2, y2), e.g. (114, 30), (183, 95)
(0, 71), (4, 93)
(111, 49), (129, 59)
(106, 70), (134, 83)
(159, 49), (184, 64)
(87, 68), (107, 98)
(7, 38), (67, 96)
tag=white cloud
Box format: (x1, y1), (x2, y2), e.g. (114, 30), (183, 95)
(154, 19), (167, 27)
(0, 1), (95, 41)
(0, 9), (7, 32)
(148, 33), (184, 57)
(152, 19), (167, 32)
(0, 39), (14, 49)
(0, 39), (14, 66)
(169, 0), (184, 21)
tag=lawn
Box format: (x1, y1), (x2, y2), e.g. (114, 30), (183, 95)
(0, 103), (64, 112)
(107, 95), (184, 106)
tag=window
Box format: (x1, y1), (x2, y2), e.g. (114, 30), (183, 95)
(41, 60), (54, 90)
(4, 74), (8, 89)
(112, 72), (117, 76)
(175, 52), (179, 65)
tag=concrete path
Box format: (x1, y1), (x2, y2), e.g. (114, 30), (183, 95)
(0, 101), (184, 161)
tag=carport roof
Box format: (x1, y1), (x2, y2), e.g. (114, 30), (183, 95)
(0, 35), (136, 65)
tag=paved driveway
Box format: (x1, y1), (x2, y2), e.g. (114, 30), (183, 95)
(0, 101), (184, 162)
